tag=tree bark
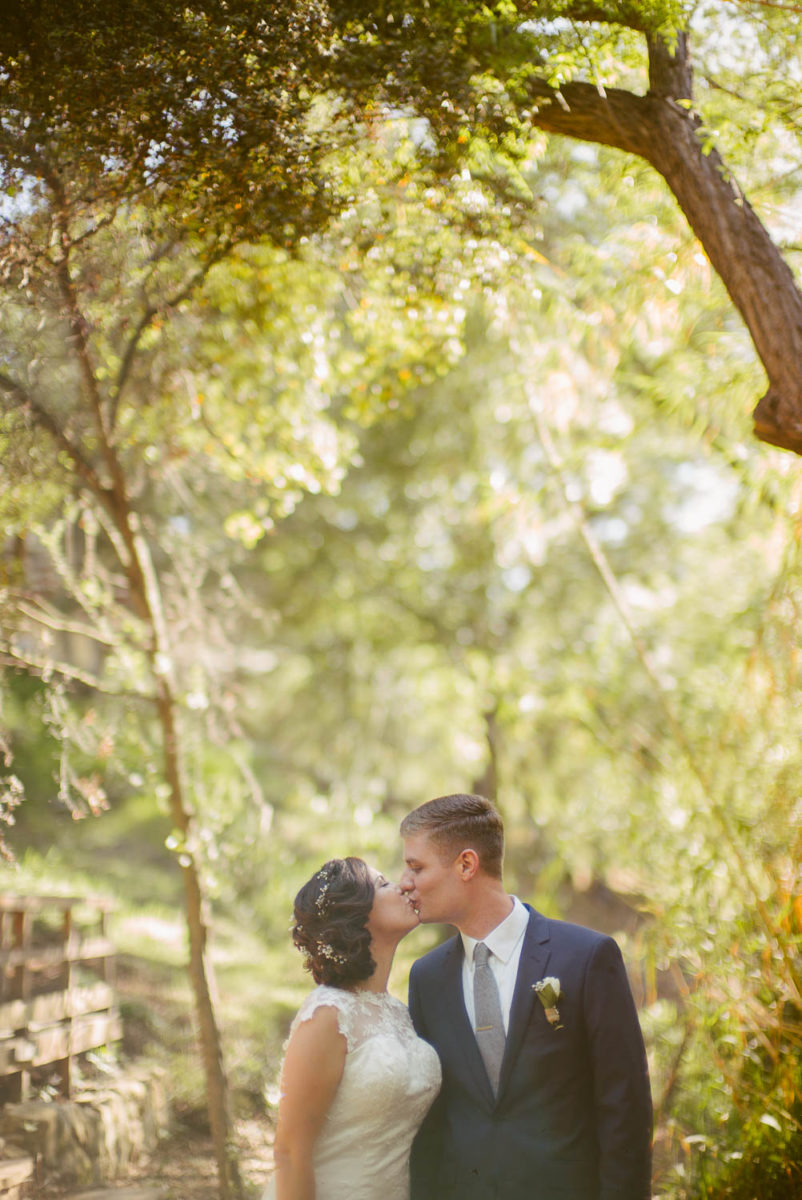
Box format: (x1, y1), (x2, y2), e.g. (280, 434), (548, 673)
(472, 705), (500, 802)
(523, 33), (802, 454)
(119, 512), (243, 1200)
(154, 679), (242, 1200)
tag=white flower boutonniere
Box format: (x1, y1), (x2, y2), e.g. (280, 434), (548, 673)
(533, 976), (563, 1029)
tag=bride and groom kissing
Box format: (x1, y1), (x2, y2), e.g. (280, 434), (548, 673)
(268, 793), (653, 1200)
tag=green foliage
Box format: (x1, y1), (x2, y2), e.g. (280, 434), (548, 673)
(663, 999), (802, 1198)
(0, 0), (335, 246)
(2, 3), (802, 1194)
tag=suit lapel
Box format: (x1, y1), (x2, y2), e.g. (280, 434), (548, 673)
(498, 908), (552, 1098)
(438, 935), (497, 1106)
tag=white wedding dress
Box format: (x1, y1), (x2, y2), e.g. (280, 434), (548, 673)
(264, 986), (441, 1200)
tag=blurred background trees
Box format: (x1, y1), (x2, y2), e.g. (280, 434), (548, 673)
(2, 1), (801, 1196)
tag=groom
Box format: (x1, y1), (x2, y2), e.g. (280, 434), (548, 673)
(400, 793), (652, 1200)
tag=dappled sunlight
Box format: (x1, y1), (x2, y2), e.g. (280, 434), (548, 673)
(3, 2), (802, 1196)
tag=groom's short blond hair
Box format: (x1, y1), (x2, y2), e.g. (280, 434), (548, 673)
(400, 793), (504, 879)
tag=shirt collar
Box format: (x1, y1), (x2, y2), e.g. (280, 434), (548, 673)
(461, 895), (529, 966)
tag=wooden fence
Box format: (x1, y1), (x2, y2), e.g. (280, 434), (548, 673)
(0, 895), (121, 1102)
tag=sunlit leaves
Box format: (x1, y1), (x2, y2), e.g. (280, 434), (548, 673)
(0, 0), (335, 247)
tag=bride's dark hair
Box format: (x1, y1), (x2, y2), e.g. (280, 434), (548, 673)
(292, 857), (376, 987)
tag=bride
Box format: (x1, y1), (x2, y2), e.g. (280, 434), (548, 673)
(265, 856), (442, 1200)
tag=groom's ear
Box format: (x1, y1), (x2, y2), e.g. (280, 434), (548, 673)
(456, 849), (480, 881)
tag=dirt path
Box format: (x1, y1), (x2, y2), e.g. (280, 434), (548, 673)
(41, 1120), (274, 1200)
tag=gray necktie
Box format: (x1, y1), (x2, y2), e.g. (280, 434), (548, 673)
(473, 942), (505, 1094)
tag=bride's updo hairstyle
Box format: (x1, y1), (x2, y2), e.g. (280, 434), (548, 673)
(292, 857), (376, 988)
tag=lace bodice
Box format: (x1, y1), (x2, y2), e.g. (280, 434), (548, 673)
(289, 985), (422, 1051)
(265, 986), (441, 1200)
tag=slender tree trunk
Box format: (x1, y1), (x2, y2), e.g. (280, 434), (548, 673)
(524, 33), (802, 454)
(128, 517), (242, 1200)
(155, 681), (242, 1200)
(3, 368), (245, 1197)
(472, 705), (499, 802)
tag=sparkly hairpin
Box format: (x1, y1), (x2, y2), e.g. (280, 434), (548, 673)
(317, 942), (347, 965)
(315, 869), (332, 914)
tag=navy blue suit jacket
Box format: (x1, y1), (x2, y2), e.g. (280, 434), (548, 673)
(408, 907), (652, 1200)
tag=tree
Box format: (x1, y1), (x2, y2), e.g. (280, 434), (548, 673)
(5, 2), (802, 455)
(0, 6), (351, 1192)
(0, 215), (355, 1200)
(3, 7), (802, 1191)
(0, 93), (473, 1188)
(322, 0), (802, 454)
(221, 166), (802, 1189)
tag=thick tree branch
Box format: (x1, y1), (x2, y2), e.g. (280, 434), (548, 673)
(521, 35), (802, 453)
(524, 76), (657, 157)
(516, 0), (652, 31)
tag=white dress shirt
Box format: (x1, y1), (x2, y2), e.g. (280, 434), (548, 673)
(460, 896), (529, 1034)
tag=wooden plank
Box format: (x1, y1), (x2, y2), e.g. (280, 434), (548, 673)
(70, 1010), (122, 1056)
(0, 1010), (121, 1075)
(37, 1009), (121, 1064)
(26, 1023), (68, 1066)
(0, 1158), (33, 1186)
(76, 936), (116, 963)
(0, 895), (80, 912)
(10, 912), (31, 1006)
(0, 895), (114, 913)
(0, 1036), (37, 1073)
(0, 895), (119, 1100)
(0, 936), (114, 971)
(63, 907), (74, 1001)
(0, 982), (115, 1032)
(0, 897), (79, 912)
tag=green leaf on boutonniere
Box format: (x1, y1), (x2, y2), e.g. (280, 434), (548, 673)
(533, 976), (563, 1028)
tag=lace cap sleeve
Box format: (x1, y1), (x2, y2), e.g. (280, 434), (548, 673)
(289, 986), (362, 1051)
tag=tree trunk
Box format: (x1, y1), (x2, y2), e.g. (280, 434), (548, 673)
(7, 154), (243, 1199)
(128, 518), (242, 1200)
(472, 705), (500, 802)
(524, 33), (802, 454)
(56, 215), (242, 1195)
(155, 682), (242, 1200)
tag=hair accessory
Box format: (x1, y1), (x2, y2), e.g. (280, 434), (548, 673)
(315, 868), (332, 914)
(317, 941), (347, 965)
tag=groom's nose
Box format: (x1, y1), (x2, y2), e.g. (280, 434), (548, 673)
(399, 871), (413, 893)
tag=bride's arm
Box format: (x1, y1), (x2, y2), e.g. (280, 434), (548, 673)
(273, 1005), (347, 1200)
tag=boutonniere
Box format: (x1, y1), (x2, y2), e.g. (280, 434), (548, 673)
(533, 976), (563, 1029)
